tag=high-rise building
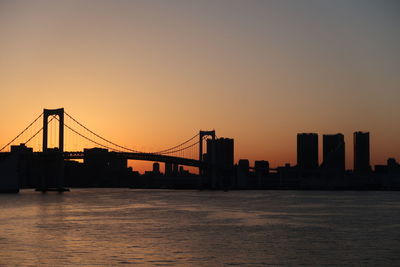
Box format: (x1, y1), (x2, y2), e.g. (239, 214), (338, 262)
(206, 137), (234, 188)
(206, 138), (234, 168)
(237, 159), (250, 188)
(323, 134), (345, 172)
(164, 162), (172, 176)
(297, 133), (318, 170)
(254, 160), (269, 176)
(354, 131), (370, 174)
(238, 159), (250, 175)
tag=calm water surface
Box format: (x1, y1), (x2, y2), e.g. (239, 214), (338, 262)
(0, 189), (399, 266)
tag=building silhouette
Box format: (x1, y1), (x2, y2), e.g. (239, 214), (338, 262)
(297, 133), (318, 170)
(238, 159), (249, 175)
(322, 134), (345, 172)
(354, 131), (370, 174)
(206, 138), (234, 169)
(237, 159), (250, 188)
(83, 148), (128, 186)
(2, 118), (400, 191)
(255, 160), (269, 176)
(164, 162), (172, 176)
(11, 143), (33, 154)
(206, 137), (234, 188)
(153, 162), (160, 174)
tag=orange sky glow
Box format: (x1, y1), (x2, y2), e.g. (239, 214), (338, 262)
(1, 1), (399, 173)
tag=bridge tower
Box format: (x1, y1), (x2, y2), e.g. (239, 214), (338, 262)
(38, 108), (67, 192)
(43, 108), (64, 152)
(199, 130), (216, 178)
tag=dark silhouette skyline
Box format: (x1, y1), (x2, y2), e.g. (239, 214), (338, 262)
(297, 133), (318, 170)
(322, 134), (346, 172)
(354, 131), (370, 174)
(0, 108), (400, 192)
(1, 0), (399, 183)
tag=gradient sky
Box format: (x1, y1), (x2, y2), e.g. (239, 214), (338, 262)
(1, 0), (399, 172)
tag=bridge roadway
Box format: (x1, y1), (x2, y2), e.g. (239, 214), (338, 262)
(63, 151), (206, 168)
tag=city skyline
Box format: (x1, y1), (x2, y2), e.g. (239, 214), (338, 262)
(1, 0), (399, 173)
(2, 111), (399, 192)
(1, 2), (400, 266)
(0, 107), (395, 174)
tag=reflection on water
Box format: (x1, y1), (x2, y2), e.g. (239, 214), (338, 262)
(1, 189), (400, 266)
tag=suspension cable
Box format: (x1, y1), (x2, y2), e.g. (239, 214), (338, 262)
(49, 115), (123, 152)
(2, 110), (209, 160)
(64, 111), (200, 154)
(161, 135), (208, 155)
(152, 133), (200, 154)
(64, 122), (124, 152)
(56, 114), (208, 159)
(0, 112), (43, 151)
(160, 141), (199, 155)
(24, 116), (56, 147)
(64, 111), (143, 153)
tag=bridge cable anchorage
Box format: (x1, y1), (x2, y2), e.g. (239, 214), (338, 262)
(0, 112), (43, 152)
(64, 111), (201, 155)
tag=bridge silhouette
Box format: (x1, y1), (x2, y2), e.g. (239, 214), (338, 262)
(1, 108), (215, 163)
(0, 108), (220, 191)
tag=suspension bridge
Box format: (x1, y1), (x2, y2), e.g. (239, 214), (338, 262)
(0, 108), (223, 191)
(0, 108), (217, 166)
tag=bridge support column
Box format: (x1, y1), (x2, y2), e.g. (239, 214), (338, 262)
(37, 108), (68, 192)
(199, 134), (203, 175)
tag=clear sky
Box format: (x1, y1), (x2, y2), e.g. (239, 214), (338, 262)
(1, 0), (399, 172)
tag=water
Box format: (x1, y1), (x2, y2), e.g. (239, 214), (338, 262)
(0, 189), (399, 266)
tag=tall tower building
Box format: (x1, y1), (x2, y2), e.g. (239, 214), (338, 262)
(354, 131), (370, 174)
(206, 137), (234, 188)
(206, 138), (234, 168)
(323, 134), (345, 172)
(165, 162), (172, 176)
(297, 133), (318, 170)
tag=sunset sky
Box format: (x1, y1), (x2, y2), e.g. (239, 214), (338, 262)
(1, 0), (399, 172)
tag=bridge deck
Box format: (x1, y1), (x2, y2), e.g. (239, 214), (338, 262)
(64, 151), (205, 167)
(1, 151), (206, 168)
